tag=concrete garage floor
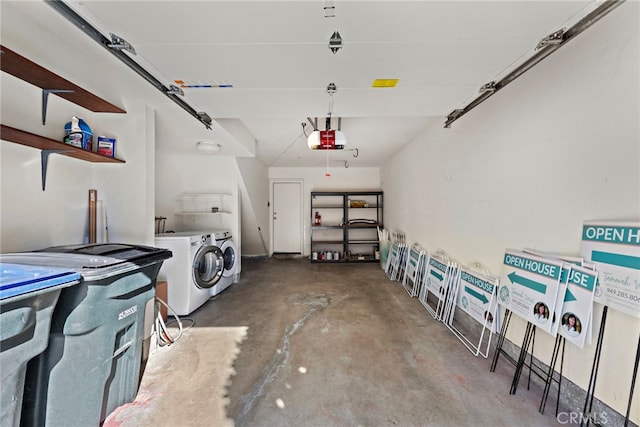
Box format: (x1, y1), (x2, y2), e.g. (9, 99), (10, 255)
(105, 258), (566, 426)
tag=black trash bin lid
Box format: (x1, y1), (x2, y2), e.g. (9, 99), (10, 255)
(39, 243), (172, 266)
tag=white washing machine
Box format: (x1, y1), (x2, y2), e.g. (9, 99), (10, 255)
(207, 229), (239, 296)
(154, 232), (225, 315)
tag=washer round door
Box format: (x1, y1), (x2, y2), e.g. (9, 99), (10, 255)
(192, 245), (224, 289)
(220, 239), (238, 278)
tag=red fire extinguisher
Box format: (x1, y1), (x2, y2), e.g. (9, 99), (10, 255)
(314, 211), (321, 226)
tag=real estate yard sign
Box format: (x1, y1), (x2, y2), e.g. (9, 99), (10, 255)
(425, 255), (449, 298)
(499, 249), (564, 334)
(549, 264), (570, 337)
(457, 267), (500, 333)
(580, 221), (640, 318)
(558, 264), (598, 348)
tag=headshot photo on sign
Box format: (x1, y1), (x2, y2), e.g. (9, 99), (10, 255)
(484, 310), (494, 324)
(562, 313), (581, 337)
(533, 302), (549, 324)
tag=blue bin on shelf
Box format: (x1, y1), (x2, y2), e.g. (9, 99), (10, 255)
(0, 243), (171, 427)
(0, 263), (80, 427)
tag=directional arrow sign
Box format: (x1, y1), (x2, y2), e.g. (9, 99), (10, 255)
(430, 269), (443, 281)
(507, 272), (547, 294)
(564, 289), (577, 302)
(591, 250), (640, 270)
(464, 286), (489, 304)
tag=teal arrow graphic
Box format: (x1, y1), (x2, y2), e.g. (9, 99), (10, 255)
(464, 286), (489, 304)
(507, 272), (547, 294)
(430, 269), (443, 281)
(564, 289), (577, 302)
(592, 250), (640, 270)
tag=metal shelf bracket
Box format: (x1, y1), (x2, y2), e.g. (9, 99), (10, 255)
(42, 89), (74, 125)
(41, 148), (72, 190)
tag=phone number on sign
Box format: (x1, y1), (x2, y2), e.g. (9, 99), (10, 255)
(607, 287), (640, 302)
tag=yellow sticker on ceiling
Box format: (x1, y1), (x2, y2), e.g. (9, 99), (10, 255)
(372, 79), (398, 88)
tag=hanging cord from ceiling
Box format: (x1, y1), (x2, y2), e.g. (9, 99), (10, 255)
(327, 82), (337, 127)
(45, 0), (213, 130)
(325, 148), (331, 177)
(444, 0), (625, 128)
(269, 125), (306, 166)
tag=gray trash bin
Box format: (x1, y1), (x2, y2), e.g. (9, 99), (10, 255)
(0, 263), (80, 427)
(0, 243), (171, 427)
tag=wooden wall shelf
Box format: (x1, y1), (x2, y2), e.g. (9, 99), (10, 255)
(1, 125), (124, 190)
(1, 125), (124, 164)
(1, 45), (127, 190)
(0, 44), (126, 116)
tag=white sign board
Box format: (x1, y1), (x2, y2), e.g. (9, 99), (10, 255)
(580, 221), (640, 318)
(558, 264), (598, 348)
(549, 265), (570, 337)
(425, 255), (449, 298)
(499, 249), (564, 334)
(457, 267), (500, 333)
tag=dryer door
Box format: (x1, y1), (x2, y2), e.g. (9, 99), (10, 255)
(220, 239), (239, 278)
(192, 245), (224, 288)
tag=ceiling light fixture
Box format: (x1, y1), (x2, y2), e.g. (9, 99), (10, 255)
(196, 141), (222, 154)
(444, 0), (624, 128)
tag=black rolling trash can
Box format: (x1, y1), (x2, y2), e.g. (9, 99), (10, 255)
(0, 243), (171, 427)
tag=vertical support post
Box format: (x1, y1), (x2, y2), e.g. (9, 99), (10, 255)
(510, 322), (535, 395)
(624, 334), (640, 426)
(527, 327), (537, 390)
(540, 335), (565, 415)
(88, 189), (97, 243)
(556, 338), (566, 417)
(491, 309), (512, 372)
(581, 306), (608, 427)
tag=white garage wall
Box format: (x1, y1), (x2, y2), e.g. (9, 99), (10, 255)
(381, 3), (639, 420)
(237, 157), (270, 256)
(0, 1), (160, 251)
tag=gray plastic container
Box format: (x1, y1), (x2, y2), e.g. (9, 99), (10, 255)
(0, 243), (171, 427)
(0, 263), (80, 427)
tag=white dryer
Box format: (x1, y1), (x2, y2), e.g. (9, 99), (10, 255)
(154, 232), (225, 315)
(207, 229), (239, 296)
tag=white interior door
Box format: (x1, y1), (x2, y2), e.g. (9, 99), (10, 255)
(273, 181), (302, 253)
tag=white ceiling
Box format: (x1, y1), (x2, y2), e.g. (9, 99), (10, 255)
(7, 1), (602, 167)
